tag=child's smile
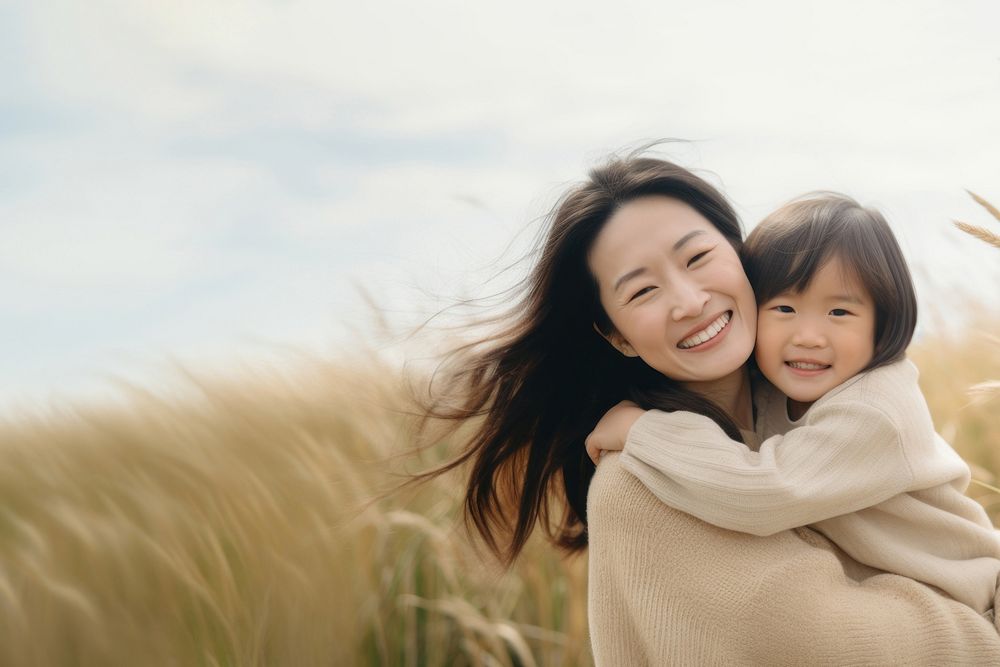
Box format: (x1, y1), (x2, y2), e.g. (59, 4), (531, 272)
(785, 359), (831, 375)
(754, 257), (877, 417)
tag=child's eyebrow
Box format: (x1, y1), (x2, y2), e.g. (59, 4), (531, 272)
(829, 293), (865, 304)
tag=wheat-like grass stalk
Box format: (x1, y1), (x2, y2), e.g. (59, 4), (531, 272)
(966, 189), (1000, 223)
(956, 192), (1000, 413)
(953, 189), (1000, 248)
(952, 220), (1000, 249)
(971, 479), (1000, 495)
(968, 380), (1000, 405)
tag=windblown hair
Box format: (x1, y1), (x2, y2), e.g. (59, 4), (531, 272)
(417, 150), (747, 566)
(742, 193), (917, 371)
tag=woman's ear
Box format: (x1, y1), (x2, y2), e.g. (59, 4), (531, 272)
(592, 322), (639, 357)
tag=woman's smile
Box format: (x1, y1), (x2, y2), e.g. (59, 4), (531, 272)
(677, 310), (732, 350)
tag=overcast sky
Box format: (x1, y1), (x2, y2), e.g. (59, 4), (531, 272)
(3, 0), (999, 413)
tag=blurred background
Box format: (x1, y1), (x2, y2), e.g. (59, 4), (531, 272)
(3, 0), (999, 412)
(2, 2), (999, 665)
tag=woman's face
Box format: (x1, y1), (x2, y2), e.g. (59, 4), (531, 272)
(588, 195), (757, 382)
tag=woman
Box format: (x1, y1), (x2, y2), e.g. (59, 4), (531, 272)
(420, 150), (1000, 664)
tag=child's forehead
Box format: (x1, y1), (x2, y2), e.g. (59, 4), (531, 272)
(778, 256), (870, 299)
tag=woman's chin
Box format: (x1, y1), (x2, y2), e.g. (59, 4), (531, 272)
(679, 327), (754, 381)
(648, 342), (753, 383)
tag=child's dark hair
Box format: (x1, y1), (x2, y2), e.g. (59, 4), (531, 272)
(742, 192), (917, 371)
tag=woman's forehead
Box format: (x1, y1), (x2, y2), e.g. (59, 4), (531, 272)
(589, 197), (719, 269)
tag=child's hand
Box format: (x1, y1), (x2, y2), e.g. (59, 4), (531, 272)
(586, 400), (645, 465)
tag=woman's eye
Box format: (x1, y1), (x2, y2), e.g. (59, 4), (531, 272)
(830, 308), (851, 317)
(773, 305), (795, 314)
(628, 286), (656, 302)
(687, 250), (710, 267)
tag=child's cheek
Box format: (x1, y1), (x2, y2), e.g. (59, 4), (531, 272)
(753, 317), (783, 375)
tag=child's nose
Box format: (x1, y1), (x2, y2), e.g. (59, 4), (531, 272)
(791, 324), (827, 348)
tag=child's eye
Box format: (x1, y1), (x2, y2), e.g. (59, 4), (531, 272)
(687, 250), (710, 268)
(628, 286), (656, 302)
(772, 305), (795, 314)
(830, 308), (851, 317)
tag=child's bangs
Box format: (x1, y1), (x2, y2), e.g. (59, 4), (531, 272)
(745, 198), (885, 306)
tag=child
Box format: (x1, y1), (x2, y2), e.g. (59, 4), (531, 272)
(586, 193), (1000, 621)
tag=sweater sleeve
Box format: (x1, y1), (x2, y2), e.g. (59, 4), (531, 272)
(619, 398), (933, 536)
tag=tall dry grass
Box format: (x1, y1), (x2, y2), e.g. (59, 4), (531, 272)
(911, 324), (1000, 520)
(0, 357), (590, 667)
(926, 189), (1000, 515)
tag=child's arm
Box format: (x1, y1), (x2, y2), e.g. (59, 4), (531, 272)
(585, 400), (644, 464)
(618, 398), (968, 536)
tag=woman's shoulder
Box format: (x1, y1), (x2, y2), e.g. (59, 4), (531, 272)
(587, 453), (658, 525)
(587, 454), (706, 538)
(588, 455), (760, 552)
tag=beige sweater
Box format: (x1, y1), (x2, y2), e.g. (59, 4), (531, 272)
(618, 359), (1000, 615)
(587, 457), (1000, 665)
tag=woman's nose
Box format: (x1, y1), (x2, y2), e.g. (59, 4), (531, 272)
(669, 282), (710, 321)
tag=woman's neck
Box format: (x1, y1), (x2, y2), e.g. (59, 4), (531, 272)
(681, 366), (754, 432)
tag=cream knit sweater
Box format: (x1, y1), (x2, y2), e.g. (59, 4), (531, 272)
(587, 458), (1000, 665)
(618, 359), (1000, 615)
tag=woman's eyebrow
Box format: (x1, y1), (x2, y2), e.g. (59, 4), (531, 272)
(612, 230), (708, 292)
(613, 267), (648, 292)
(673, 229), (706, 251)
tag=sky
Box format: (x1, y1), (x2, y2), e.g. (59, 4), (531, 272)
(2, 0), (999, 413)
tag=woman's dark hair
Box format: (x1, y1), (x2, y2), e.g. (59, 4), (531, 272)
(742, 192), (917, 371)
(418, 150), (747, 566)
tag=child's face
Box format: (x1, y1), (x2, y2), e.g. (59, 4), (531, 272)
(754, 257), (876, 407)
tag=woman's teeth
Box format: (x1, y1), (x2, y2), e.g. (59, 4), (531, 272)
(678, 312), (731, 349)
(786, 361), (830, 370)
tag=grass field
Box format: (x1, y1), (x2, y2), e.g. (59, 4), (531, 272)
(0, 354), (594, 666)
